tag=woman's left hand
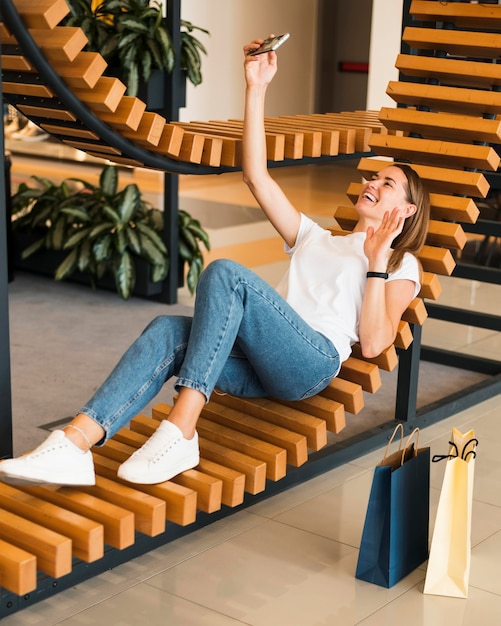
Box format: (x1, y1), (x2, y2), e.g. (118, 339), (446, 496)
(364, 208), (405, 269)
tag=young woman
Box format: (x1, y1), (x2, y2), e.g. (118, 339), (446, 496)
(0, 38), (430, 487)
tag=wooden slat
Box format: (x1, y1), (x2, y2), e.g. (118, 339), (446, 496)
(339, 357), (382, 393)
(272, 396), (346, 434)
(270, 117), (340, 156)
(123, 112), (167, 147)
(278, 115), (357, 153)
(402, 297), (428, 326)
(379, 107), (501, 145)
(419, 244), (456, 276)
(17, 104), (77, 122)
(92, 452), (197, 526)
(357, 157), (490, 198)
(195, 401), (308, 467)
(0, 483), (103, 563)
(386, 80), (501, 117)
(369, 134), (500, 172)
(410, 0), (501, 30)
(196, 417), (286, 482)
(350, 344), (399, 372)
(2, 81), (54, 98)
(403, 26), (501, 60)
(320, 378), (364, 415)
(0, 538), (36, 595)
(395, 53), (501, 90)
(79, 475), (166, 537)
(420, 271), (442, 301)
(198, 437), (267, 496)
(0, 54), (33, 71)
(395, 320), (414, 351)
(196, 459), (246, 508)
(21, 27), (87, 63)
(209, 394), (327, 451)
(75, 76), (127, 113)
(98, 96), (146, 132)
(20, 485), (135, 550)
(54, 52), (107, 90)
(41, 123), (99, 140)
(0, 508), (72, 578)
(13, 0), (69, 29)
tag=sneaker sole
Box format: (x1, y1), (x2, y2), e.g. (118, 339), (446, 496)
(0, 470), (95, 487)
(118, 454), (199, 485)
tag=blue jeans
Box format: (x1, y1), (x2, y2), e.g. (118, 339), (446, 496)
(81, 260), (340, 442)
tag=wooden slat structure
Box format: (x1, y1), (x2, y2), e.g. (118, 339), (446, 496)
(1, 0), (501, 616)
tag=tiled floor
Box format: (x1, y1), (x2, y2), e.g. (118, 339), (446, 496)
(4, 158), (501, 624)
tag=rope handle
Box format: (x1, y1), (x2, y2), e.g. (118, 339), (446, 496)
(432, 437), (479, 463)
(401, 427), (420, 466)
(382, 423), (405, 461)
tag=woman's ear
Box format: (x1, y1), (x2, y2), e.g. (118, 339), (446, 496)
(404, 203), (417, 218)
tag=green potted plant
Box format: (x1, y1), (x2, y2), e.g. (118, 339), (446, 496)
(64, 0), (209, 100)
(11, 164), (210, 299)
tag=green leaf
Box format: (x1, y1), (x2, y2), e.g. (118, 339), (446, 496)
(136, 221), (167, 253)
(89, 222), (114, 239)
(126, 227), (142, 255)
(100, 165), (118, 197)
(60, 207), (91, 222)
(118, 184), (140, 224)
(64, 226), (93, 249)
(114, 250), (135, 300)
(51, 216), (67, 250)
(78, 238), (92, 272)
(138, 232), (168, 266)
(151, 262), (168, 282)
(92, 234), (112, 262)
(118, 16), (149, 34)
(55, 248), (79, 281)
(103, 204), (121, 225)
(21, 237), (45, 259)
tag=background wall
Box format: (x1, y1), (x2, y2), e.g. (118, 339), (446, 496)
(173, 0), (403, 121)
(179, 0), (319, 121)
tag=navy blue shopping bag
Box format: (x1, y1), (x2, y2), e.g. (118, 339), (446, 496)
(355, 425), (430, 588)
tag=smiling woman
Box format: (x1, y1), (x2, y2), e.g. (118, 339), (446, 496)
(0, 37), (430, 489)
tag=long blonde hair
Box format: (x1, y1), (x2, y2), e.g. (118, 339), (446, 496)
(387, 163), (430, 273)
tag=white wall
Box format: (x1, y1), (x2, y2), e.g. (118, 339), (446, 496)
(179, 0), (318, 121)
(366, 0), (404, 110)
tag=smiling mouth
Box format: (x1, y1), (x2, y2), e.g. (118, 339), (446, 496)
(362, 192), (377, 203)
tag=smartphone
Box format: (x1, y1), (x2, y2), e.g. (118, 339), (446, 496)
(248, 33), (290, 56)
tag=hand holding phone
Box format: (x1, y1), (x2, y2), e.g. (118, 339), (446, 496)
(248, 33), (290, 56)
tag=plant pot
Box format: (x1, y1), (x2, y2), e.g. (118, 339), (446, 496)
(12, 231), (164, 298)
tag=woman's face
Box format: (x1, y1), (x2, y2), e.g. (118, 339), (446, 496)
(356, 166), (414, 221)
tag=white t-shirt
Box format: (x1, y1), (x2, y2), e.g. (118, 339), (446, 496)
(275, 214), (421, 363)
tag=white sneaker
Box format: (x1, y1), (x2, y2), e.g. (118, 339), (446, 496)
(0, 430), (95, 486)
(118, 420), (199, 484)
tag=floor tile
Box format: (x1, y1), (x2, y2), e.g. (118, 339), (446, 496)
(145, 519), (424, 626)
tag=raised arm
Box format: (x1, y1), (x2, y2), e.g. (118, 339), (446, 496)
(242, 39), (301, 248)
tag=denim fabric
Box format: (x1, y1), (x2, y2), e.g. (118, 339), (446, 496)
(81, 260), (340, 442)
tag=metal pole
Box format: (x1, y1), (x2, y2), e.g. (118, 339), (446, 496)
(0, 31), (14, 458)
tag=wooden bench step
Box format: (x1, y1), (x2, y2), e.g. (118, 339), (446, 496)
(13, 0), (69, 29)
(0, 483), (103, 563)
(410, 0), (501, 30)
(20, 485), (135, 550)
(386, 80), (501, 117)
(0, 538), (36, 595)
(208, 394), (327, 451)
(369, 134), (500, 172)
(395, 53), (501, 90)
(0, 507), (72, 578)
(403, 26), (501, 60)
(92, 452), (197, 526)
(379, 107), (501, 145)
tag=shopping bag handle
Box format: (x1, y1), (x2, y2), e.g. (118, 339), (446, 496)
(432, 437), (479, 462)
(382, 423), (405, 461)
(401, 427), (420, 465)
